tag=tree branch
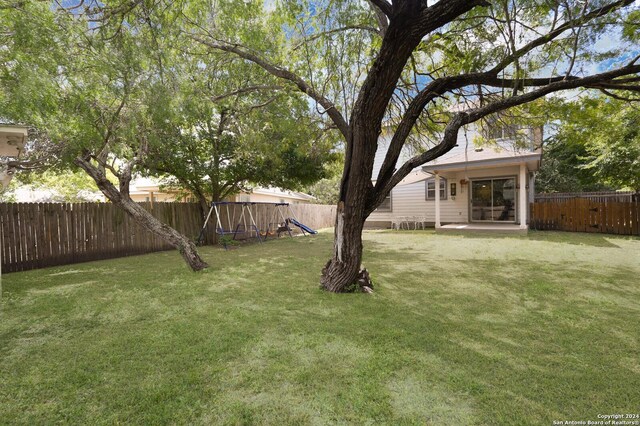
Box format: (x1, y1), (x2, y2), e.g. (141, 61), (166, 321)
(368, 0), (392, 17)
(596, 88), (640, 101)
(367, 0), (389, 36)
(490, 0), (636, 74)
(191, 35), (350, 139)
(210, 85), (284, 102)
(292, 25), (381, 49)
(375, 65), (636, 190)
(417, 0), (491, 35)
(370, 63), (640, 211)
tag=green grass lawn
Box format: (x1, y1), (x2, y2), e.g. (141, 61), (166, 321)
(1, 230), (639, 425)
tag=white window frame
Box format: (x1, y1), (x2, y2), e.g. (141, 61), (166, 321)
(425, 178), (447, 201)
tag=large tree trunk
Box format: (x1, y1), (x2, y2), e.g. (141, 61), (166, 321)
(320, 127), (377, 293)
(320, 19), (422, 293)
(75, 156), (209, 271)
(320, 201), (369, 292)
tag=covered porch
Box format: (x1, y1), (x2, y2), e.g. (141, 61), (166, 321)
(422, 148), (541, 232)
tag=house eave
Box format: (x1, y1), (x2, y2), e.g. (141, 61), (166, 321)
(251, 188), (315, 201)
(422, 153), (541, 173)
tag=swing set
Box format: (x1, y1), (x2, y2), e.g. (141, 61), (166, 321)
(196, 202), (317, 250)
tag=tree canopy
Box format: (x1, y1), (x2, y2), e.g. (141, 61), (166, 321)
(141, 59), (337, 213)
(1, 1), (216, 269)
(538, 98), (640, 192)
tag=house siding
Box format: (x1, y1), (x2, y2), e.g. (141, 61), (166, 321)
(373, 126), (476, 181)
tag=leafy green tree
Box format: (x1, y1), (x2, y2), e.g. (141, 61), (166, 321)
(538, 98), (640, 192)
(0, 1), (211, 270)
(581, 104), (640, 191)
(305, 153), (344, 205)
(536, 138), (612, 193)
(142, 63), (337, 216)
(189, 0), (640, 291)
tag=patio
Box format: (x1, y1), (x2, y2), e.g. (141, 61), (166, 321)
(436, 222), (528, 234)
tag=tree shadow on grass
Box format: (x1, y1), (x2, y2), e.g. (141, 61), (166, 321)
(363, 228), (634, 248)
(525, 230), (638, 247)
(353, 246), (640, 424)
(443, 230), (627, 248)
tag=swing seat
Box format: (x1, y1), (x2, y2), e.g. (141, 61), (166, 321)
(217, 225), (247, 237)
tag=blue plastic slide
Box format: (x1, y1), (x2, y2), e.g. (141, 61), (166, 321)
(288, 218), (318, 235)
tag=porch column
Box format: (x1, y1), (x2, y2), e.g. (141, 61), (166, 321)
(435, 173), (441, 228)
(519, 163), (527, 229)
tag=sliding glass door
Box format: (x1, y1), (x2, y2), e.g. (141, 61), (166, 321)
(470, 178), (516, 222)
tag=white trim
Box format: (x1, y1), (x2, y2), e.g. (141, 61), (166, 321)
(435, 174), (441, 228)
(425, 177), (447, 201)
(519, 163), (528, 229)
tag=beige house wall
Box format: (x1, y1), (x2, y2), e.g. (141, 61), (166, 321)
(129, 192), (181, 203)
(232, 192), (312, 204)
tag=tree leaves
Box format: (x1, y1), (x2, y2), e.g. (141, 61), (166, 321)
(538, 97), (640, 192)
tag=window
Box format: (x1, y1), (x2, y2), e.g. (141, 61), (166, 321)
(486, 122), (519, 140)
(425, 178), (447, 200)
(376, 192), (392, 212)
(482, 112), (523, 140)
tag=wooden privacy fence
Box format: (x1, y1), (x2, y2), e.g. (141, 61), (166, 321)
(209, 202), (337, 237)
(530, 198), (639, 236)
(536, 191), (637, 203)
(0, 202), (336, 273)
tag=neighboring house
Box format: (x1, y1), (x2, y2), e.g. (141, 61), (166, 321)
(231, 187), (315, 204)
(129, 177), (186, 203)
(9, 186), (104, 202)
(129, 178), (315, 205)
(367, 122), (542, 231)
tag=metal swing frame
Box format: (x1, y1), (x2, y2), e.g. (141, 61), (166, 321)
(264, 202), (294, 239)
(197, 201), (261, 249)
(197, 201), (309, 249)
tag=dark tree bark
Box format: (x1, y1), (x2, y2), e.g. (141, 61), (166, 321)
(75, 156), (209, 272)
